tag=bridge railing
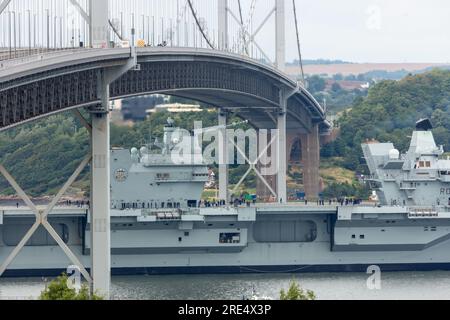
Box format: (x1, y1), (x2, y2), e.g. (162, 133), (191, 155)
(0, 47), (83, 62)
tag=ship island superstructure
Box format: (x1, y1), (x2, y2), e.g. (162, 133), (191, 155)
(3, 118), (450, 275)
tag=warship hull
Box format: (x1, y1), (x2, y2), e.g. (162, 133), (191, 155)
(3, 204), (450, 277)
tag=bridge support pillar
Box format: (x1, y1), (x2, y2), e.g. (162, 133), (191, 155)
(302, 125), (320, 200)
(90, 80), (111, 299)
(276, 107), (287, 203)
(218, 111), (229, 202)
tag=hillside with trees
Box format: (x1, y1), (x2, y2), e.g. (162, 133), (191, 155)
(322, 69), (450, 174)
(0, 109), (251, 197)
(1, 69), (449, 199)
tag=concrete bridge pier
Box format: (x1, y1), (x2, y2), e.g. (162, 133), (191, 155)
(286, 126), (321, 201)
(301, 125), (321, 200)
(256, 126), (321, 202)
(276, 109), (287, 203)
(89, 82), (111, 299)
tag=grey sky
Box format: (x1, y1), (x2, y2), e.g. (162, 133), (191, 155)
(245, 0), (449, 63)
(0, 0), (447, 63)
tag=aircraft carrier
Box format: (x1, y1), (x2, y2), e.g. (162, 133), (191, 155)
(2, 118), (450, 276)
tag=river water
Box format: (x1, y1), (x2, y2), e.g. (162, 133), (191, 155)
(1, 271), (450, 300)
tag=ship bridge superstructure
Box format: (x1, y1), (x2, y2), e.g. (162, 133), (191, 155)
(363, 119), (450, 207)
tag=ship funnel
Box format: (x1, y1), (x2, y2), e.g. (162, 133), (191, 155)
(408, 119), (439, 155)
(415, 118), (433, 131)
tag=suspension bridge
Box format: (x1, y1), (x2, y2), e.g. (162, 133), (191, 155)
(0, 0), (330, 298)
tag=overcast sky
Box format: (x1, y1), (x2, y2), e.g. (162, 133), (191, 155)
(1, 0), (447, 63)
(245, 0), (449, 63)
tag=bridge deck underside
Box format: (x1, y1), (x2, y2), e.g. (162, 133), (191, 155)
(0, 51), (325, 133)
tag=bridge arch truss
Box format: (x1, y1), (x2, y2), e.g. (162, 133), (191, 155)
(0, 48), (326, 133)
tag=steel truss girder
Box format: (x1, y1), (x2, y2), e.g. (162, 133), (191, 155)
(0, 60), (317, 132)
(0, 155), (93, 282)
(109, 61), (279, 104)
(230, 134), (278, 198)
(0, 69), (99, 129)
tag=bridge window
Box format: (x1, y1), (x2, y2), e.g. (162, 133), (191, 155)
(187, 200), (197, 208)
(417, 161), (431, 168)
(156, 173), (170, 180)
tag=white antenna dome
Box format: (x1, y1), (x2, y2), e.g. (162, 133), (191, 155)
(140, 146), (148, 155)
(389, 149), (400, 160)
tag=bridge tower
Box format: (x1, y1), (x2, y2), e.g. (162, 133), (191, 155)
(218, 0), (228, 50)
(89, 0), (110, 48)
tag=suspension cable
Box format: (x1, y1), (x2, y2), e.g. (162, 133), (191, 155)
(292, 0), (305, 84)
(237, 0), (244, 25)
(237, 0), (249, 55)
(186, 0), (215, 49)
(109, 19), (124, 41)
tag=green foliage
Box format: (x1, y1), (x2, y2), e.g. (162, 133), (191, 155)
(331, 82), (343, 93)
(280, 280), (316, 300)
(0, 107), (257, 196)
(315, 88), (367, 114)
(306, 75), (326, 93)
(39, 274), (103, 300)
(322, 182), (370, 199)
(326, 69), (450, 174)
(0, 113), (90, 196)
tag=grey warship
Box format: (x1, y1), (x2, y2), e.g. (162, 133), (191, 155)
(2, 118), (450, 276)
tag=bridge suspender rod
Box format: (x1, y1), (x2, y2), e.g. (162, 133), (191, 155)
(292, 0), (305, 84)
(72, 109), (92, 134)
(187, 0), (215, 49)
(236, 0), (249, 55)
